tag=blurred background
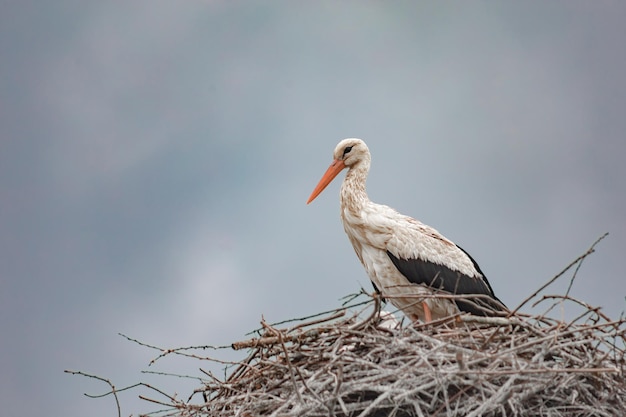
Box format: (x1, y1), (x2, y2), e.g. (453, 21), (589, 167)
(1, 2), (625, 416)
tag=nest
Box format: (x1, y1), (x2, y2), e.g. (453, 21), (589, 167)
(66, 235), (625, 416)
(184, 293), (624, 417)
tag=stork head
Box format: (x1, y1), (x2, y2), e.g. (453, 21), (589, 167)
(307, 138), (370, 204)
(332, 138), (370, 168)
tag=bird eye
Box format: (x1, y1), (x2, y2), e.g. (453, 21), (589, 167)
(343, 146), (353, 156)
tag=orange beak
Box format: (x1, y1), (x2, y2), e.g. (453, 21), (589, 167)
(306, 159), (346, 204)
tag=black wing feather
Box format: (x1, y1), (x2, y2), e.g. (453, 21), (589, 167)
(387, 248), (506, 316)
(454, 244), (500, 299)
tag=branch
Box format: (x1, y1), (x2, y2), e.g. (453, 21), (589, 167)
(509, 232), (608, 316)
(64, 370), (123, 417)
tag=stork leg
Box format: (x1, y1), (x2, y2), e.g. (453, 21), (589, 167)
(422, 301), (432, 323)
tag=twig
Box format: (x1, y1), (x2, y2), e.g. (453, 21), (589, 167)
(246, 294), (374, 335)
(141, 370), (206, 382)
(509, 233), (608, 316)
(64, 370), (122, 417)
(286, 310), (346, 333)
(261, 318), (304, 404)
(231, 328), (322, 350)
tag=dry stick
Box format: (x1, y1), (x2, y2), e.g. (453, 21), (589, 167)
(331, 366), (347, 415)
(460, 315), (522, 326)
(64, 370), (122, 417)
(349, 293), (382, 330)
(141, 369), (205, 382)
(119, 332), (229, 352)
(118, 333), (237, 368)
(232, 328), (322, 350)
(296, 366), (341, 416)
(231, 308), (349, 350)
(466, 371), (519, 417)
(341, 287), (376, 306)
(286, 310), (346, 333)
(547, 233), (603, 321)
(261, 319), (304, 404)
(411, 313), (462, 330)
(139, 382), (179, 404)
(508, 232), (608, 317)
(452, 367), (618, 376)
(564, 235), (597, 299)
(138, 395), (175, 409)
(431, 383), (475, 416)
(354, 385), (394, 417)
(535, 294), (614, 325)
(190, 370), (224, 402)
(226, 347), (262, 383)
(532, 290), (589, 317)
(497, 320), (624, 359)
(246, 295), (373, 335)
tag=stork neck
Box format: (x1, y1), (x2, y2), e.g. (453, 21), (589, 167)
(340, 162), (370, 210)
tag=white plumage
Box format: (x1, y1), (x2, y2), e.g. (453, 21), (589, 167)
(307, 138), (505, 322)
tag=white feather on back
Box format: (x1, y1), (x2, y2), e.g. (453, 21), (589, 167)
(344, 201), (480, 278)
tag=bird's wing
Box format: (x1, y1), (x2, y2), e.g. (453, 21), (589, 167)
(386, 250), (506, 315)
(361, 205), (506, 315)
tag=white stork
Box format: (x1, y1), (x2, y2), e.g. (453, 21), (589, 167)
(307, 138), (506, 322)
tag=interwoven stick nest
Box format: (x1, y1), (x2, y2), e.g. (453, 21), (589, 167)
(181, 292), (624, 417)
(66, 235), (625, 417)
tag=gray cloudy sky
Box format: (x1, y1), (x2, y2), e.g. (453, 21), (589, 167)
(1, 2), (625, 416)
